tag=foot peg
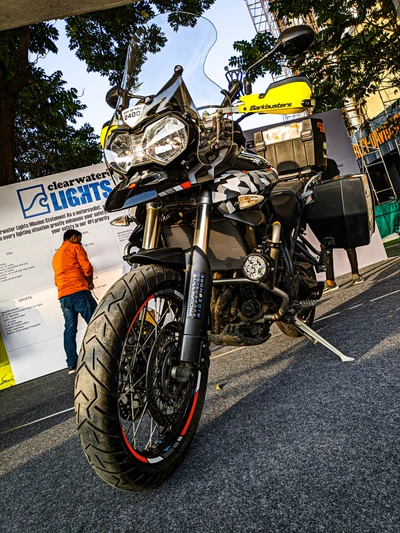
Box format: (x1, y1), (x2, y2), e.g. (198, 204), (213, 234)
(293, 316), (354, 362)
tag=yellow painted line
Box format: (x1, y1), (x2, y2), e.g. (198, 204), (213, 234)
(0, 330), (15, 390)
(210, 332), (283, 360)
(369, 288), (400, 302)
(347, 303), (364, 310)
(314, 312), (341, 323)
(210, 346), (245, 360)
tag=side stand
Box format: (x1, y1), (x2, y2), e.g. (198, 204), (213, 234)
(293, 316), (354, 362)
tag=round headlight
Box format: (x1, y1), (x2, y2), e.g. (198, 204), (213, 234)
(144, 116), (188, 164)
(242, 254), (269, 281)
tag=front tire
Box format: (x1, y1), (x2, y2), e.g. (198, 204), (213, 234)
(74, 265), (208, 491)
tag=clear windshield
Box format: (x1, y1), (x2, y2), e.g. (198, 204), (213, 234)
(117, 12), (223, 125)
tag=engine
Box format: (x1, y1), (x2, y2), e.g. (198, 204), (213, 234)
(208, 273), (277, 346)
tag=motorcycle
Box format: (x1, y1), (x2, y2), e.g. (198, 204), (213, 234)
(74, 12), (374, 491)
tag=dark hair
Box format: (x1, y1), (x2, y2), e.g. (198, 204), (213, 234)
(63, 229), (82, 241)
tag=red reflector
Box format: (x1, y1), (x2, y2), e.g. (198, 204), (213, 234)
(181, 181), (191, 189)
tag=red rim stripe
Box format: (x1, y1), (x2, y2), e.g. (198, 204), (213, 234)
(122, 428), (149, 463)
(127, 294), (154, 336)
(180, 391), (199, 436)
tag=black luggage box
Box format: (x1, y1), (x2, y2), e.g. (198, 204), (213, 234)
(254, 117), (327, 176)
(305, 174), (375, 248)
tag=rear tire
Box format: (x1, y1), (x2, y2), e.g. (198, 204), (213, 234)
(74, 265), (208, 491)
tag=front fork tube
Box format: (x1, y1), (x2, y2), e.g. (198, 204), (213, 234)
(178, 189), (213, 367)
(142, 202), (161, 250)
(129, 202), (160, 269)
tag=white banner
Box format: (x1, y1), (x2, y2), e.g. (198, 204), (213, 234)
(0, 163), (132, 387)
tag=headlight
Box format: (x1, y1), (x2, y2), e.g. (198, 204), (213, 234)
(104, 133), (152, 174)
(144, 117), (188, 164)
(104, 116), (188, 174)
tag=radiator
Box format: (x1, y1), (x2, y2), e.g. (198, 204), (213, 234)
(163, 218), (248, 270)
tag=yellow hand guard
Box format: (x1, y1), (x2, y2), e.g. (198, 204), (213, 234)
(238, 76), (313, 115)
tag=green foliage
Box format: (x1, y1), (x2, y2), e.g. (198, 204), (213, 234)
(229, 32), (280, 82)
(15, 68), (102, 180)
(0, 23), (58, 81)
(0, 0), (215, 185)
(230, 1), (400, 115)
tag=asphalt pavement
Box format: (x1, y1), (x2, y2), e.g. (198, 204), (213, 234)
(1, 257), (400, 533)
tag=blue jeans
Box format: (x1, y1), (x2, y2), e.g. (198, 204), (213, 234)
(59, 290), (97, 369)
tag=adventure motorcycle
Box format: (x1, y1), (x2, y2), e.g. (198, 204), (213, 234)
(74, 12), (374, 491)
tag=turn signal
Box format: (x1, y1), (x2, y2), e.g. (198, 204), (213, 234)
(110, 215), (130, 226)
(238, 194), (264, 210)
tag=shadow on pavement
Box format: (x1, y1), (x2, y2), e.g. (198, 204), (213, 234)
(0, 370), (75, 451)
(0, 258), (399, 533)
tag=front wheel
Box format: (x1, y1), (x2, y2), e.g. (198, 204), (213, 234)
(74, 265), (208, 491)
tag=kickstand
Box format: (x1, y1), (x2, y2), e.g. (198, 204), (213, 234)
(293, 316), (354, 362)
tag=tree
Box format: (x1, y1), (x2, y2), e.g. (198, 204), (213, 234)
(229, 1), (400, 124)
(0, 24), (102, 185)
(0, 0), (215, 187)
(15, 69), (102, 179)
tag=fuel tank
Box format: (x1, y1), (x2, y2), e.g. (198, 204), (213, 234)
(210, 150), (279, 214)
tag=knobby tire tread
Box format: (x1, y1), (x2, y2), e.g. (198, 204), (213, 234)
(74, 265), (208, 491)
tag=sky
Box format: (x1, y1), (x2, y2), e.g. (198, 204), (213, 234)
(37, 0), (277, 136)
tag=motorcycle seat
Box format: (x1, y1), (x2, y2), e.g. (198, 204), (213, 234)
(271, 179), (303, 197)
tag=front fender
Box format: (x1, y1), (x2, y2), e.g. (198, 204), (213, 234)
(127, 247), (187, 270)
(104, 180), (158, 212)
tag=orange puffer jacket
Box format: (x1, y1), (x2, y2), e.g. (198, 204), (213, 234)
(52, 241), (94, 299)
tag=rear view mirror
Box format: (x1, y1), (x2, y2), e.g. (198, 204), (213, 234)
(106, 85), (121, 109)
(277, 25), (315, 56)
(244, 24), (315, 94)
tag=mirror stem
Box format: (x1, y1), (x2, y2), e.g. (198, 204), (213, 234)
(245, 41), (283, 79)
(244, 78), (252, 96)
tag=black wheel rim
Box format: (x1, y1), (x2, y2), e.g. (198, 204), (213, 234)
(117, 287), (198, 461)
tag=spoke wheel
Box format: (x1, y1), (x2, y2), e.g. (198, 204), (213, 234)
(118, 291), (191, 457)
(145, 322), (191, 427)
(75, 265), (208, 491)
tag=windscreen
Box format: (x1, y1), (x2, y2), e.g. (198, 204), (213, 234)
(117, 12), (223, 129)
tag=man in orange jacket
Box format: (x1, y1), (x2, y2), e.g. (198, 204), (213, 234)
(52, 228), (97, 374)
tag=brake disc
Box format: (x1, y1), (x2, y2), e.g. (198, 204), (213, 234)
(146, 322), (192, 426)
